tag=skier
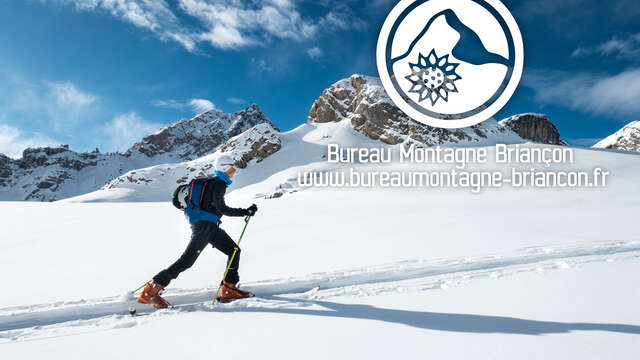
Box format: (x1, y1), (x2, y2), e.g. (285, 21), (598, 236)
(138, 154), (258, 308)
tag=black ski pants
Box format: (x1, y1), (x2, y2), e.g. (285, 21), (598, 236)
(153, 221), (240, 287)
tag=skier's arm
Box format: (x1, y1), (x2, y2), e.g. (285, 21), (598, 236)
(210, 182), (249, 217)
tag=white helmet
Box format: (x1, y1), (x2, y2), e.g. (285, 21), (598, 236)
(214, 154), (236, 172)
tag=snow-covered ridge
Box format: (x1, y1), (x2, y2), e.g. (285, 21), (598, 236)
(593, 121), (640, 152)
(0, 145), (131, 201)
(0, 105), (275, 201)
(67, 122), (283, 202)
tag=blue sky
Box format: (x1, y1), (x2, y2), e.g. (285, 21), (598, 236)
(1, 0), (639, 157)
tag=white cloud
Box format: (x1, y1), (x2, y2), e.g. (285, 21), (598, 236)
(0, 124), (61, 159)
(524, 68), (640, 118)
(44, 81), (99, 130)
(151, 99), (184, 109)
(306, 46), (324, 60)
(318, 10), (365, 31)
(44, 0), (366, 52)
(103, 112), (162, 151)
(44, 0), (197, 51)
(226, 97), (247, 104)
(178, 0), (318, 50)
(572, 33), (640, 59)
(47, 81), (97, 109)
(251, 58), (273, 71)
(0, 72), (99, 132)
(188, 98), (215, 113)
(152, 98), (216, 114)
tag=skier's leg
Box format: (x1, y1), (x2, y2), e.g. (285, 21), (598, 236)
(153, 222), (215, 287)
(211, 228), (241, 284)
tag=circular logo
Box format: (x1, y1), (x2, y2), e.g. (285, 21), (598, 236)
(376, 0), (524, 129)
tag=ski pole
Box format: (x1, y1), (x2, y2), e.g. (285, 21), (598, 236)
(211, 216), (252, 306)
(132, 280), (151, 294)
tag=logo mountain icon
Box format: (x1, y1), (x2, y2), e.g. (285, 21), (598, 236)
(392, 9), (511, 67)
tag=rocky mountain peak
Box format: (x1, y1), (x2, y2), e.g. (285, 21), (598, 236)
(308, 74), (523, 146)
(499, 113), (566, 145)
(593, 121), (640, 152)
(102, 121), (283, 193)
(18, 145), (101, 171)
(125, 104), (277, 161)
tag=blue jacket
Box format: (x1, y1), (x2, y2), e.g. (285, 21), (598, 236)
(185, 171), (247, 225)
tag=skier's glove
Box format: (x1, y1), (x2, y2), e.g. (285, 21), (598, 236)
(246, 204), (258, 216)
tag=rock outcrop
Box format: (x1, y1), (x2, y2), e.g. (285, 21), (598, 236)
(499, 113), (566, 145)
(125, 104), (276, 161)
(592, 121), (640, 152)
(307, 74), (524, 146)
(217, 123), (282, 169)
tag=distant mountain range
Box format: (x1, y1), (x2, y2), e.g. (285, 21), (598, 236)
(1, 74), (634, 202)
(0, 105), (276, 201)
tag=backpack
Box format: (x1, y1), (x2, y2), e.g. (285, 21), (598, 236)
(172, 177), (214, 211)
(172, 177), (220, 225)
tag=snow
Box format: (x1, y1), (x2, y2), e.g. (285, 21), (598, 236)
(2, 104), (640, 358)
(1, 137), (640, 357)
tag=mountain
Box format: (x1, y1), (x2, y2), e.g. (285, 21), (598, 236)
(2, 75), (567, 202)
(0, 145), (128, 201)
(0, 105), (276, 201)
(592, 121), (640, 152)
(124, 104), (274, 161)
(499, 113), (567, 145)
(66, 75), (569, 203)
(308, 74), (553, 146)
(391, 9), (510, 66)
(81, 122), (283, 202)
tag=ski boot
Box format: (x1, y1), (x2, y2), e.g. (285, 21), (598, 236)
(218, 281), (254, 303)
(137, 281), (171, 309)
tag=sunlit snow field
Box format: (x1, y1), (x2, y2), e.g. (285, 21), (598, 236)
(1, 128), (639, 358)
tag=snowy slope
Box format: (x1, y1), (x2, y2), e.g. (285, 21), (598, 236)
(593, 121), (640, 152)
(2, 73), (639, 358)
(1, 142), (640, 358)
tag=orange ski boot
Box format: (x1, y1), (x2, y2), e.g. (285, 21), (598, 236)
(218, 281), (253, 303)
(137, 281), (171, 309)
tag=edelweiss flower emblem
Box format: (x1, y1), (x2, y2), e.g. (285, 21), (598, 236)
(404, 49), (461, 106)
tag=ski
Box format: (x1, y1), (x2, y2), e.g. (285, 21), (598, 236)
(128, 294), (256, 316)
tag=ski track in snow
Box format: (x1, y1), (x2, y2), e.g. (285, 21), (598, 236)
(1, 240), (639, 342)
